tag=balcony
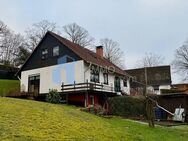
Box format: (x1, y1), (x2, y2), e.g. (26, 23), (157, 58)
(61, 81), (115, 93)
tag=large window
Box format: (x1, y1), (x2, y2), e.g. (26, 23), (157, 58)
(41, 49), (48, 59)
(66, 56), (74, 63)
(90, 66), (99, 83)
(53, 46), (59, 56)
(103, 73), (108, 84)
(28, 75), (40, 94)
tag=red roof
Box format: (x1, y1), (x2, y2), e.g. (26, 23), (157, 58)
(49, 31), (126, 76)
(17, 31), (128, 77)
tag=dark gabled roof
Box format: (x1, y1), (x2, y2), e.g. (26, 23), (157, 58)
(17, 31), (127, 76)
(126, 65), (172, 86)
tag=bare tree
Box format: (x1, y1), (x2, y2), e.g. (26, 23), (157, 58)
(100, 38), (125, 69)
(0, 32), (25, 66)
(173, 40), (188, 81)
(63, 23), (94, 48)
(25, 20), (60, 51)
(136, 52), (164, 68)
(0, 21), (7, 35)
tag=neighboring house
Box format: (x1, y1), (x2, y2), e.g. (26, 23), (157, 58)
(126, 66), (172, 95)
(0, 65), (18, 80)
(161, 83), (188, 94)
(17, 31), (131, 107)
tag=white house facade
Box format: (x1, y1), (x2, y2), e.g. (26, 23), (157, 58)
(17, 31), (131, 107)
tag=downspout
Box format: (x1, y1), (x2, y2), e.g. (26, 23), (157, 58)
(17, 76), (21, 81)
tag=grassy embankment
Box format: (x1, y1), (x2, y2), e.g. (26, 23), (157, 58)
(0, 79), (19, 96)
(0, 97), (187, 141)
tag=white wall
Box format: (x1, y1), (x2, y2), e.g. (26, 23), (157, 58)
(21, 60), (130, 94)
(83, 63), (130, 94)
(21, 60), (84, 93)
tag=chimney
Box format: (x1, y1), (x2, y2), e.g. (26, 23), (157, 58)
(96, 46), (103, 58)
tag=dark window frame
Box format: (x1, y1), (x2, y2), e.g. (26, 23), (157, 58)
(28, 75), (40, 93)
(90, 65), (100, 83)
(53, 46), (59, 57)
(114, 76), (121, 92)
(123, 80), (127, 87)
(41, 48), (48, 59)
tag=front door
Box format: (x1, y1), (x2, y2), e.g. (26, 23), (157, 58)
(114, 76), (121, 92)
(28, 75), (40, 96)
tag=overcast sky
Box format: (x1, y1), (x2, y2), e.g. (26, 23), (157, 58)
(1, 0), (188, 83)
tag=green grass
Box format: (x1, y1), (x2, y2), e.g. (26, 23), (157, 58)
(0, 97), (187, 141)
(0, 79), (20, 96)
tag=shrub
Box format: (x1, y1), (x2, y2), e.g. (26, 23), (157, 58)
(46, 89), (61, 104)
(107, 96), (146, 118)
(81, 105), (104, 115)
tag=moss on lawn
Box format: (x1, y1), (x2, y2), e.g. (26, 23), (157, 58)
(0, 97), (187, 141)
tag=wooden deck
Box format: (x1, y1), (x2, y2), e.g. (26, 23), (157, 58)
(61, 81), (115, 93)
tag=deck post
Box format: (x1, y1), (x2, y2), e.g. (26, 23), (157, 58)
(95, 81), (96, 90)
(66, 93), (68, 104)
(86, 79), (88, 90)
(74, 81), (76, 91)
(85, 92), (88, 107)
(61, 82), (64, 92)
(101, 83), (103, 91)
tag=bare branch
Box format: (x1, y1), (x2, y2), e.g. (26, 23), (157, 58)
(100, 38), (125, 69)
(63, 23), (94, 48)
(25, 20), (61, 51)
(172, 40), (188, 81)
(136, 52), (164, 68)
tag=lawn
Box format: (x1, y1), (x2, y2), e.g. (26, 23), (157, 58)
(0, 79), (20, 96)
(0, 97), (187, 141)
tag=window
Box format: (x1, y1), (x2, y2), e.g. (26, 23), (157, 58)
(90, 66), (99, 83)
(53, 46), (59, 56)
(42, 49), (48, 59)
(114, 76), (121, 92)
(67, 56), (74, 63)
(123, 80), (127, 87)
(28, 75), (40, 94)
(103, 73), (108, 84)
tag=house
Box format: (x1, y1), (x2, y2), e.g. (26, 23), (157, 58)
(160, 83), (188, 94)
(0, 64), (18, 80)
(126, 66), (172, 95)
(17, 31), (131, 107)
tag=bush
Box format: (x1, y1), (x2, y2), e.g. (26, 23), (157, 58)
(46, 89), (61, 104)
(81, 105), (104, 115)
(107, 96), (146, 118)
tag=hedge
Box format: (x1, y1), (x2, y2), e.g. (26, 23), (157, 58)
(107, 96), (146, 118)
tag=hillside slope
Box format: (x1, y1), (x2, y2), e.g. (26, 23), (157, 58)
(0, 97), (187, 141)
(0, 79), (19, 96)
